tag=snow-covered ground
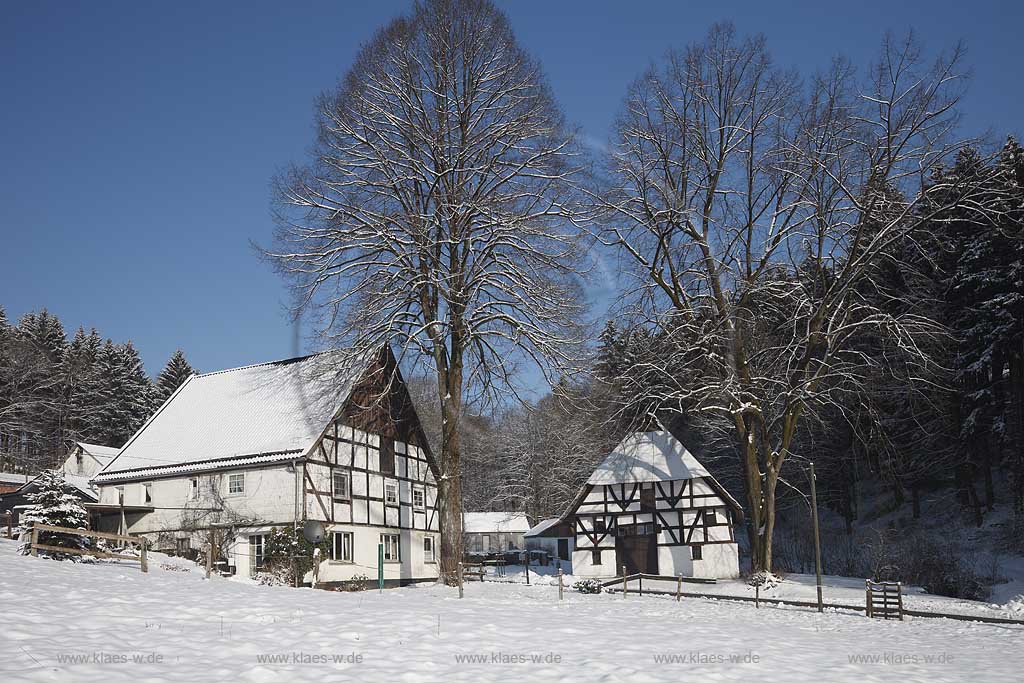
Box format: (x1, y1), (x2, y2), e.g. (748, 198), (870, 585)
(1, 539), (1022, 683)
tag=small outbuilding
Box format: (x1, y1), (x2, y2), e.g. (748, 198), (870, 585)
(462, 512), (531, 555)
(524, 517), (574, 567)
(566, 431), (742, 580)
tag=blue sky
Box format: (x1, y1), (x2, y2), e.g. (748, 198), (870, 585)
(2, 0), (1021, 383)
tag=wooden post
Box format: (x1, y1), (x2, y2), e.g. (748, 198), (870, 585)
(676, 574), (683, 602)
(140, 537), (148, 574)
(205, 529), (214, 579)
(755, 584), (760, 609)
(622, 565), (627, 598)
(524, 555), (530, 585)
(4, 511), (11, 539)
(865, 580), (872, 618)
(30, 524), (39, 557)
(810, 462), (824, 613)
(897, 582), (904, 621)
(557, 567), (563, 601)
(639, 574), (643, 596)
(457, 561), (464, 599)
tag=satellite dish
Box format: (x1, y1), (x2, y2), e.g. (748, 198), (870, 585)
(303, 520), (324, 544)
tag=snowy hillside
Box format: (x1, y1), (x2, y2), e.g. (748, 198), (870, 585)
(1, 539), (1023, 682)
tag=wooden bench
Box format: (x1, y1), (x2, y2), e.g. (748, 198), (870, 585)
(866, 580), (903, 620)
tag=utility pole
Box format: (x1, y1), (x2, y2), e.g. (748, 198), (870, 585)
(810, 462), (824, 613)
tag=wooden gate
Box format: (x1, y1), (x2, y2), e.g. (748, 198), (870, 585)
(866, 580), (903, 620)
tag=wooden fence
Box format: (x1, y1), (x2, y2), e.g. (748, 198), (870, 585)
(599, 572), (1024, 627)
(27, 523), (149, 573)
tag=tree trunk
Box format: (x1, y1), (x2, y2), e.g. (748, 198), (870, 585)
(436, 363), (464, 586)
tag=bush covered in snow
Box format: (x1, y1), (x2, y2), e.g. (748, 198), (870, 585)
(18, 470), (91, 559)
(259, 526), (331, 586)
(746, 571), (782, 591)
(339, 574), (370, 592)
(573, 578), (603, 594)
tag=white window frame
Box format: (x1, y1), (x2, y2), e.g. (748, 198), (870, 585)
(423, 535), (435, 563)
(333, 471), (350, 500)
(332, 531), (354, 563)
(143, 482), (153, 504)
(384, 482), (398, 506)
(189, 477), (199, 500)
(412, 487), (425, 510)
(249, 534), (266, 576)
(381, 533), (400, 562)
(227, 473), (245, 495)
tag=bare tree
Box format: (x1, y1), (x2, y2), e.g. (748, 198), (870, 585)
(265, 0), (588, 582)
(597, 24), (979, 571)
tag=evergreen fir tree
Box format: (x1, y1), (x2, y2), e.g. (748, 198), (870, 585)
(154, 349), (195, 406)
(18, 469), (90, 558)
(93, 340), (155, 446)
(64, 327), (105, 443)
(15, 309), (68, 466)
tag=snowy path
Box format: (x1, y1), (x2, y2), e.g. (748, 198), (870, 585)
(1, 539), (1022, 682)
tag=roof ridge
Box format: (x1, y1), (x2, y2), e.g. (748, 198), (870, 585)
(194, 350), (337, 378)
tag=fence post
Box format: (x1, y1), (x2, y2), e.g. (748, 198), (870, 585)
(457, 561), (464, 599)
(639, 574), (643, 596)
(755, 584), (760, 609)
(140, 537), (148, 574)
(622, 565), (627, 598)
(676, 574), (683, 602)
(810, 461), (824, 613)
(4, 511), (11, 539)
(557, 567), (563, 601)
(865, 580), (872, 618)
(30, 524), (38, 557)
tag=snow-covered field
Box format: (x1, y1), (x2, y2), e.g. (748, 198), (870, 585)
(1, 539), (1022, 683)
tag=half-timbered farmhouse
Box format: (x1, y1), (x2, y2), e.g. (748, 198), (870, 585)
(91, 347), (441, 587)
(567, 431), (742, 579)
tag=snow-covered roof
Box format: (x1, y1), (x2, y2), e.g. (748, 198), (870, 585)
(60, 474), (99, 501)
(0, 472), (31, 486)
(463, 512), (532, 534)
(76, 442), (120, 464)
(525, 517), (565, 537)
(96, 351), (372, 480)
(588, 431), (710, 485)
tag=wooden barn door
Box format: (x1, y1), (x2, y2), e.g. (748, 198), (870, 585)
(616, 528), (658, 575)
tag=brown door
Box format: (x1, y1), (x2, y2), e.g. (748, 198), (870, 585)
(616, 533), (658, 575)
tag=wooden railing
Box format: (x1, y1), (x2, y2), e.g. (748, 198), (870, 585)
(28, 523), (149, 573)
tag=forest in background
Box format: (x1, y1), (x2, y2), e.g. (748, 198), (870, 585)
(0, 307), (194, 471)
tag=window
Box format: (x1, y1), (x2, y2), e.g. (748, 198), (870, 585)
(175, 537), (190, 553)
(249, 535), (266, 575)
(424, 535), (435, 563)
(228, 473), (245, 495)
(384, 482), (398, 506)
(381, 533), (400, 562)
(691, 544), (703, 561)
(595, 519), (606, 534)
(332, 532), (354, 562)
(333, 471), (350, 500)
(189, 477), (199, 500)
(143, 483), (153, 504)
(704, 509), (718, 526)
(413, 487), (425, 510)
(592, 549), (602, 565)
